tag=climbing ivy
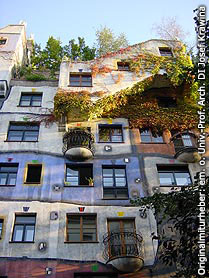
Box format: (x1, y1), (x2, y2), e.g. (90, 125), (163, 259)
(53, 47), (201, 131)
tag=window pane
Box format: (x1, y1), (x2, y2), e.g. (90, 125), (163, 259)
(68, 217), (80, 228)
(182, 135), (193, 146)
(20, 100), (31, 106)
(115, 168), (125, 177)
(8, 131), (23, 141)
(159, 172), (174, 185)
(8, 173), (17, 185)
(115, 177), (126, 187)
(13, 225), (24, 241)
(68, 232), (80, 241)
(15, 216), (36, 224)
(67, 168), (79, 176)
(0, 173), (7, 185)
(23, 131), (39, 141)
(103, 177), (114, 187)
(116, 188), (128, 198)
(24, 226), (34, 241)
(70, 76), (80, 81)
(66, 177), (79, 185)
(103, 188), (115, 198)
(175, 172), (191, 185)
(152, 135), (163, 143)
(103, 168), (113, 176)
(83, 232), (96, 241)
(31, 97), (42, 106)
(0, 166), (18, 172)
(111, 135), (122, 142)
(99, 128), (110, 142)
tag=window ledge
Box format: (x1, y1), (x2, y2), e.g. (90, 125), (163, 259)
(24, 182), (41, 185)
(64, 241), (99, 244)
(140, 142), (166, 144)
(98, 141), (124, 144)
(4, 140), (38, 143)
(102, 198), (129, 200)
(0, 185), (16, 187)
(9, 241), (35, 243)
(64, 185), (94, 188)
(17, 105), (42, 108)
(67, 85), (93, 88)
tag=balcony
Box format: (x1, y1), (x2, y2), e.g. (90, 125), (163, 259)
(171, 132), (201, 163)
(62, 129), (95, 161)
(103, 230), (144, 272)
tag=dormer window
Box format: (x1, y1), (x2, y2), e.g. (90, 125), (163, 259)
(159, 47), (173, 57)
(157, 96), (177, 108)
(117, 62), (130, 71)
(69, 74), (92, 87)
(0, 39), (7, 46)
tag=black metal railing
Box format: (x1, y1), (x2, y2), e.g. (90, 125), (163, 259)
(103, 230), (143, 262)
(171, 132), (197, 153)
(62, 129), (95, 156)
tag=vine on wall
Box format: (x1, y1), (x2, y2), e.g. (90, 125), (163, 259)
(53, 47), (201, 131)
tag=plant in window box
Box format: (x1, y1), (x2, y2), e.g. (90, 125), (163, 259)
(86, 177), (94, 186)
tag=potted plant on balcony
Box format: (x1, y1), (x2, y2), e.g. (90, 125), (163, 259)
(86, 177), (94, 186)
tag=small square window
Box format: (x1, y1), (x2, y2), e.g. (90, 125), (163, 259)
(0, 163), (18, 186)
(99, 125), (123, 142)
(0, 219), (4, 239)
(157, 165), (192, 186)
(0, 39), (7, 46)
(7, 123), (39, 142)
(140, 129), (163, 143)
(25, 164), (42, 184)
(12, 214), (36, 242)
(117, 62), (130, 71)
(66, 214), (97, 242)
(19, 93), (42, 107)
(159, 47), (173, 57)
(65, 164), (93, 186)
(70, 74), (92, 87)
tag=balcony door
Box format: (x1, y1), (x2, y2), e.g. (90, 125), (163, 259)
(107, 219), (136, 258)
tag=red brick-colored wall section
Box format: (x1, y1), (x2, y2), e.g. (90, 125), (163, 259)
(0, 259), (151, 278)
(131, 129), (175, 156)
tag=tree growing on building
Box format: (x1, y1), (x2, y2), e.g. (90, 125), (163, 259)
(95, 26), (129, 57)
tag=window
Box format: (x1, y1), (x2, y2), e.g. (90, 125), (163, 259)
(140, 129), (163, 143)
(107, 219), (136, 258)
(0, 219), (4, 239)
(25, 164), (42, 184)
(70, 74), (92, 87)
(102, 166), (128, 199)
(19, 93), (42, 107)
(12, 215), (36, 242)
(157, 97), (177, 108)
(7, 123), (39, 142)
(99, 125), (123, 142)
(171, 131), (196, 152)
(157, 165), (192, 186)
(117, 62), (130, 71)
(65, 164), (93, 186)
(0, 39), (7, 46)
(66, 214), (97, 242)
(0, 163), (18, 186)
(159, 47), (173, 56)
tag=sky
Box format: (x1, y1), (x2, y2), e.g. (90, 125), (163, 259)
(1, 0), (207, 49)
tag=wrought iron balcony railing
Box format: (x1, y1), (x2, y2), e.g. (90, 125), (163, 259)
(103, 230), (144, 262)
(62, 129), (95, 160)
(170, 131), (200, 163)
